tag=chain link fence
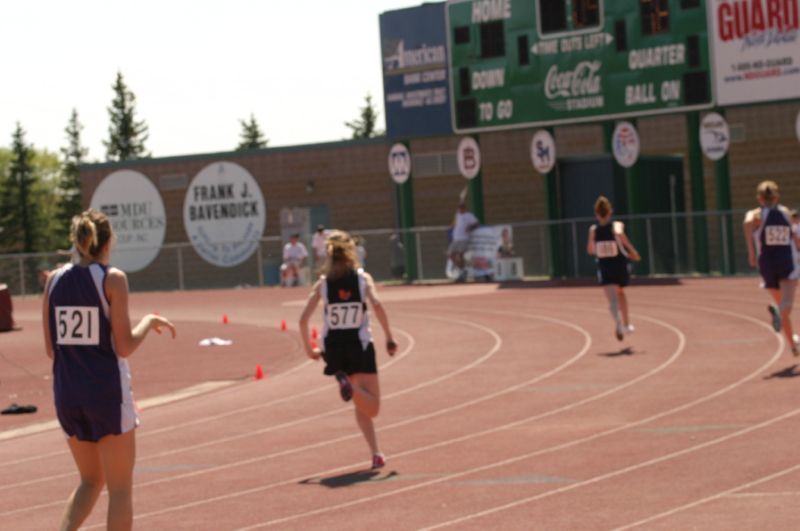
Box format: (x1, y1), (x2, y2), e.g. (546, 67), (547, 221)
(0, 210), (753, 296)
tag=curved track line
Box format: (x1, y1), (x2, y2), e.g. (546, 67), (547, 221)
(416, 305), (786, 530)
(613, 462), (800, 530)
(71, 311), (583, 527)
(0, 327), (415, 491)
(95, 311), (677, 527)
(232, 312), (687, 530)
(0, 315), (497, 518)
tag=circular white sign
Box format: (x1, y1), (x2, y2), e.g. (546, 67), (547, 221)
(388, 143), (411, 184)
(184, 161), (266, 268)
(795, 111), (800, 143)
(612, 121), (640, 168)
(90, 170), (166, 273)
(530, 130), (556, 174)
(699, 112), (730, 161)
(457, 137), (481, 180)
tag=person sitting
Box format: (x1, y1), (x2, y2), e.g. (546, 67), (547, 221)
(281, 233), (309, 287)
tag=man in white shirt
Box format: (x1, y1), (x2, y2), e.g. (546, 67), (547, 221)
(448, 203), (479, 282)
(281, 233), (309, 286)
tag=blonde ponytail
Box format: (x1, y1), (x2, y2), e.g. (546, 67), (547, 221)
(70, 209), (112, 260)
(321, 230), (360, 280)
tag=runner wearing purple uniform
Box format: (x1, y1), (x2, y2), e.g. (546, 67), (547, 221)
(744, 180), (800, 355)
(43, 209), (175, 531)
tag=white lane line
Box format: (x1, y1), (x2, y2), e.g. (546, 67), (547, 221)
(417, 306), (785, 530)
(0, 380), (238, 443)
(101, 312), (671, 527)
(231, 312), (687, 530)
(0, 327), (415, 492)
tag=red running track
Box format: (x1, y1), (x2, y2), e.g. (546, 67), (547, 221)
(1, 278), (800, 530)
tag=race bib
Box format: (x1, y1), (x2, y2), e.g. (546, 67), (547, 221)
(765, 226), (791, 246)
(596, 240), (619, 258)
(328, 303), (364, 330)
(55, 306), (100, 346)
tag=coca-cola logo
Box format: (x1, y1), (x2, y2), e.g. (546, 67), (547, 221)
(545, 61), (602, 99)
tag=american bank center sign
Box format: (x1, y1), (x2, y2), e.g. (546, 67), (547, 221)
(183, 162), (266, 268)
(446, 0), (713, 131)
(710, 0), (800, 105)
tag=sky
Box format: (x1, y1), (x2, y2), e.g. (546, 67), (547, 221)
(0, 0), (417, 161)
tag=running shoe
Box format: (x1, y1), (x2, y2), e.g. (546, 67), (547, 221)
(371, 453), (386, 470)
(793, 334), (800, 357)
(334, 371), (353, 402)
(615, 322), (624, 341)
(626, 324), (635, 335)
(768, 304), (782, 332)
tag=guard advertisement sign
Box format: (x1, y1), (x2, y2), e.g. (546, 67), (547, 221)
(446, 0), (712, 132)
(709, 0), (800, 106)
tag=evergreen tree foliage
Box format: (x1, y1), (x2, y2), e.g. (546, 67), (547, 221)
(57, 109), (87, 243)
(345, 94), (384, 139)
(104, 71), (149, 161)
(0, 124), (41, 252)
(236, 114), (268, 150)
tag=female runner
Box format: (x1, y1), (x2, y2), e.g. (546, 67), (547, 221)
(43, 209), (175, 530)
(299, 230), (397, 469)
(587, 196), (642, 341)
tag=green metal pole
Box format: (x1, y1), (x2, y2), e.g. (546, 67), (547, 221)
(687, 112), (710, 274)
(468, 136), (485, 223)
(543, 127), (562, 278)
(713, 109), (736, 275)
(393, 141), (418, 282)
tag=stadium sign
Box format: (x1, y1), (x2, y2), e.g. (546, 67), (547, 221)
(388, 143), (412, 184)
(183, 162), (266, 268)
(446, 0), (712, 133)
(530, 129), (556, 174)
(457, 136), (481, 179)
(90, 170), (166, 273)
(699, 112), (730, 161)
(380, 3), (453, 138)
(612, 121), (640, 168)
(709, 0), (800, 106)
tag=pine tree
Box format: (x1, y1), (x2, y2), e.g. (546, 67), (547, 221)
(57, 109), (87, 244)
(345, 94), (384, 139)
(104, 72), (149, 161)
(236, 114), (268, 150)
(0, 124), (39, 252)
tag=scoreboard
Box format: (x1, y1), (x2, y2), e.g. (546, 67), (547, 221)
(446, 0), (713, 132)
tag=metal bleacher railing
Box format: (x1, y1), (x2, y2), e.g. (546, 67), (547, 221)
(0, 209), (752, 296)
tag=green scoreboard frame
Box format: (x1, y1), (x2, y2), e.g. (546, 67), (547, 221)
(447, 0), (713, 133)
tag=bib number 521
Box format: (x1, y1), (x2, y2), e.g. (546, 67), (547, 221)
(56, 306), (100, 346)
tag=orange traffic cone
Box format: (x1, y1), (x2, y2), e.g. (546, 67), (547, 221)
(255, 364), (264, 380)
(223, 314), (229, 324)
(311, 326), (318, 340)
(280, 319), (287, 331)
(310, 338), (318, 350)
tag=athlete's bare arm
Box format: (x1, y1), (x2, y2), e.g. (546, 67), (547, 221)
(364, 273), (396, 356)
(615, 222), (642, 262)
(586, 225), (596, 255)
(41, 272), (54, 360)
(299, 279), (323, 360)
(106, 268), (175, 358)
(743, 208), (761, 268)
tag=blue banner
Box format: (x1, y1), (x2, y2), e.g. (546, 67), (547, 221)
(380, 3), (452, 139)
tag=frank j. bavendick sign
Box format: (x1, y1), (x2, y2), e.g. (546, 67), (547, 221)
(446, 0), (713, 132)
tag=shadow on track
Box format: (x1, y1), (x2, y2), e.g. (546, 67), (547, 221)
(299, 470), (398, 489)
